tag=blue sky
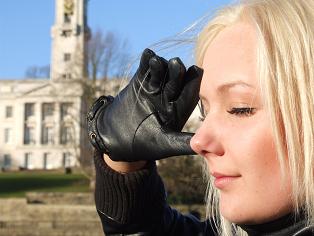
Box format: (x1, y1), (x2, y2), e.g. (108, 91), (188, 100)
(0, 0), (233, 79)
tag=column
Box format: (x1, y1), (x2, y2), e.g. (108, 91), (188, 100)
(16, 101), (25, 147)
(35, 102), (42, 146)
(55, 102), (60, 146)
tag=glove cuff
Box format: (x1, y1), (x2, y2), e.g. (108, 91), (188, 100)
(87, 96), (114, 153)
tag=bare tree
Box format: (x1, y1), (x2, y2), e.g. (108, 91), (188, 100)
(87, 29), (131, 84)
(25, 65), (50, 78)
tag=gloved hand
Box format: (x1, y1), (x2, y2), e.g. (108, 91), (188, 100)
(87, 48), (203, 162)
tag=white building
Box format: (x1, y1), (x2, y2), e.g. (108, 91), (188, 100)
(0, 0), (91, 170)
(0, 0), (201, 171)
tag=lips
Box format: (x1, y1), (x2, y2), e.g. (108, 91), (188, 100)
(211, 172), (241, 189)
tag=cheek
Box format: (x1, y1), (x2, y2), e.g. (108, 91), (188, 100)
(219, 116), (293, 223)
(238, 123), (278, 177)
(226, 116), (281, 191)
(225, 116), (278, 173)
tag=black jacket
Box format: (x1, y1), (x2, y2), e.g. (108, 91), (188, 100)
(94, 151), (314, 236)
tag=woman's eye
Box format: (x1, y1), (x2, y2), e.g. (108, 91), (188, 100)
(227, 107), (256, 117)
(197, 100), (256, 120)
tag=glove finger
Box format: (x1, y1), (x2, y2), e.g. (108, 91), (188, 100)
(174, 65), (203, 120)
(146, 56), (168, 93)
(137, 48), (156, 79)
(163, 57), (186, 102)
(156, 131), (196, 159)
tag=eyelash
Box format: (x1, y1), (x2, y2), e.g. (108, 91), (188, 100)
(198, 107), (256, 121)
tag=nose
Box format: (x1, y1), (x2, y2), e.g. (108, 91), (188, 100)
(190, 116), (225, 157)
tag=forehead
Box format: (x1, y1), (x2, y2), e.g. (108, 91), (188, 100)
(200, 22), (258, 94)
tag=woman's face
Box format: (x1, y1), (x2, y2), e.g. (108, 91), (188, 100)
(190, 22), (293, 224)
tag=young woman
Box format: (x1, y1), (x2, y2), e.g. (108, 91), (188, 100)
(87, 0), (314, 235)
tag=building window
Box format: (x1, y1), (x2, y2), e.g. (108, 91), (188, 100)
(24, 153), (32, 169)
(42, 126), (54, 145)
(62, 152), (71, 167)
(24, 126), (35, 145)
(64, 13), (71, 23)
(43, 153), (50, 169)
(3, 154), (11, 169)
(4, 128), (12, 144)
(42, 103), (54, 118)
(64, 53), (71, 62)
(60, 126), (73, 145)
(62, 73), (72, 79)
(25, 103), (35, 119)
(5, 106), (13, 118)
(62, 30), (72, 37)
(61, 103), (72, 120)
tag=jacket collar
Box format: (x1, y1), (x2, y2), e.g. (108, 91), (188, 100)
(238, 212), (311, 236)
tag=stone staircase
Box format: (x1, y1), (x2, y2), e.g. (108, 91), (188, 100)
(0, 196), (104, 236)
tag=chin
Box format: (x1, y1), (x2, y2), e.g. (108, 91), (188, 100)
(219, 201), (257, 225)
(221, 212), (248, 224)
(221, 212), (258, 225)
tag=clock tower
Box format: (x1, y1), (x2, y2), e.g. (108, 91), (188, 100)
(50, 0), (90, 81)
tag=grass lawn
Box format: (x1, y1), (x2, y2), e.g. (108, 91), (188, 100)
(0, 170), (90, 198)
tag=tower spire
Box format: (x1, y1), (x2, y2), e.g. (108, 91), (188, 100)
(50, 0), (89, 81)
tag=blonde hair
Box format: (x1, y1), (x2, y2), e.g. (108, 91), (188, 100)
(195, 0), (314, 235)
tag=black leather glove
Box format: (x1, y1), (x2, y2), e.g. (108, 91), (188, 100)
(87, 48), (203, 162)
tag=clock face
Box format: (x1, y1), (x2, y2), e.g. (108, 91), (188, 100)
(64, 0), (74, 15)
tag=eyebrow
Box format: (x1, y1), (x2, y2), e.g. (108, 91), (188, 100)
(217, 80), (255, 92)
(199, 80), (255, 101)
